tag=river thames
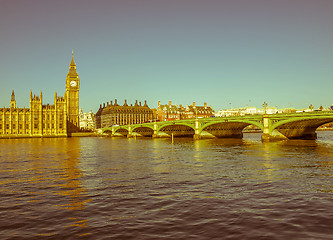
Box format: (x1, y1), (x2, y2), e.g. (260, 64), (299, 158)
(0, 132), (332, 239)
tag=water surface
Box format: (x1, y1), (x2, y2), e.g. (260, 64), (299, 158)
(0, 132), (332, 239)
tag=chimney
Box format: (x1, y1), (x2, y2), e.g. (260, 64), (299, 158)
(158, 101), (161, 106)
(169, 101), (172, 106)
(204, 102), (207, 108)
(139, 101), (142, 106)
(103, 103), (105, 108)
(193, 102), (196, 107)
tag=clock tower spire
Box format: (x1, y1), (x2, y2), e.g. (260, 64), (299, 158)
(65, 51), (80, 133)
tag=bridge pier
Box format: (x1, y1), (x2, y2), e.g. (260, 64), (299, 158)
(262, 132), (288, 141)
(193, 119), (200, 139)
(193, 134), (201, 140)
(261, 114), (288, 141)
(153, 121), (157, 137)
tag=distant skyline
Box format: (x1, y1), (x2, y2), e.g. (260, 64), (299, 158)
(1, 0), (333, 113)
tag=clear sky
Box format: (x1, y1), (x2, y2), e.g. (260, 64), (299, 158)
(1, 0), (332, 113)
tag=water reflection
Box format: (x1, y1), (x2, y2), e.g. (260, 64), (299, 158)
(54, 139), (90, 213)
(0, 138), (90, 237)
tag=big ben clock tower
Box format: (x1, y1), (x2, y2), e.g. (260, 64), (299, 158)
(66, 51), (80, 133)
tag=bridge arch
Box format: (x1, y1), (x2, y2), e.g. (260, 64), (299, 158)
(103, 129), (113, 134)
(157, 122), (195, 138)
(270, 116), (333, 139)
(200, 119), (263, 138)
(114, 127), (129, 137)
(131, 126), (154, 137)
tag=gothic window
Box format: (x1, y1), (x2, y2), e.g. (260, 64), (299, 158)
(34, 124), (38, 129)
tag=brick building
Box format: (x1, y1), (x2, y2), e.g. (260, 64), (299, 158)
(156, 101), (214, 121)
(95, 99), (153, 128)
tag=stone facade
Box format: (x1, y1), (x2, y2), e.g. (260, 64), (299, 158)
(95, 99), (153, 128)
(0, 52), (80, 138)
(156, 101), (214, 121)
(79, 109), (95, 131)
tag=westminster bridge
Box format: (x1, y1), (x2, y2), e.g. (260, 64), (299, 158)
(101, 111), (333, 141)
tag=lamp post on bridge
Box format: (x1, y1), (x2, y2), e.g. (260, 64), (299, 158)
(263, 101), (268, 114)
(262, 101), (270, 141)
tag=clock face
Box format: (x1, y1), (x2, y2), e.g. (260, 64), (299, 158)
(70, 81), (77, 87)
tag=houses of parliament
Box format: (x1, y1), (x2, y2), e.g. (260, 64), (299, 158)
(0, 52), (80, 138)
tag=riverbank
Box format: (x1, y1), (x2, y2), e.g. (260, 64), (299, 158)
(0, 132), (97, 139)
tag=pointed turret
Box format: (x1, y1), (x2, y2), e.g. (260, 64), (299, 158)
(10, 90), (16, 108)
(11, 90), (15, 101)
(70, 50), (76, 68)
(67, 51), (78, 76)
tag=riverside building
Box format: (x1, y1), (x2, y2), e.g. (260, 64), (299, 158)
(0, 52), (80, 138)
(79, 109), (95, 131)
(95, 99), (153, 128)
(156, 101), (214, 121)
